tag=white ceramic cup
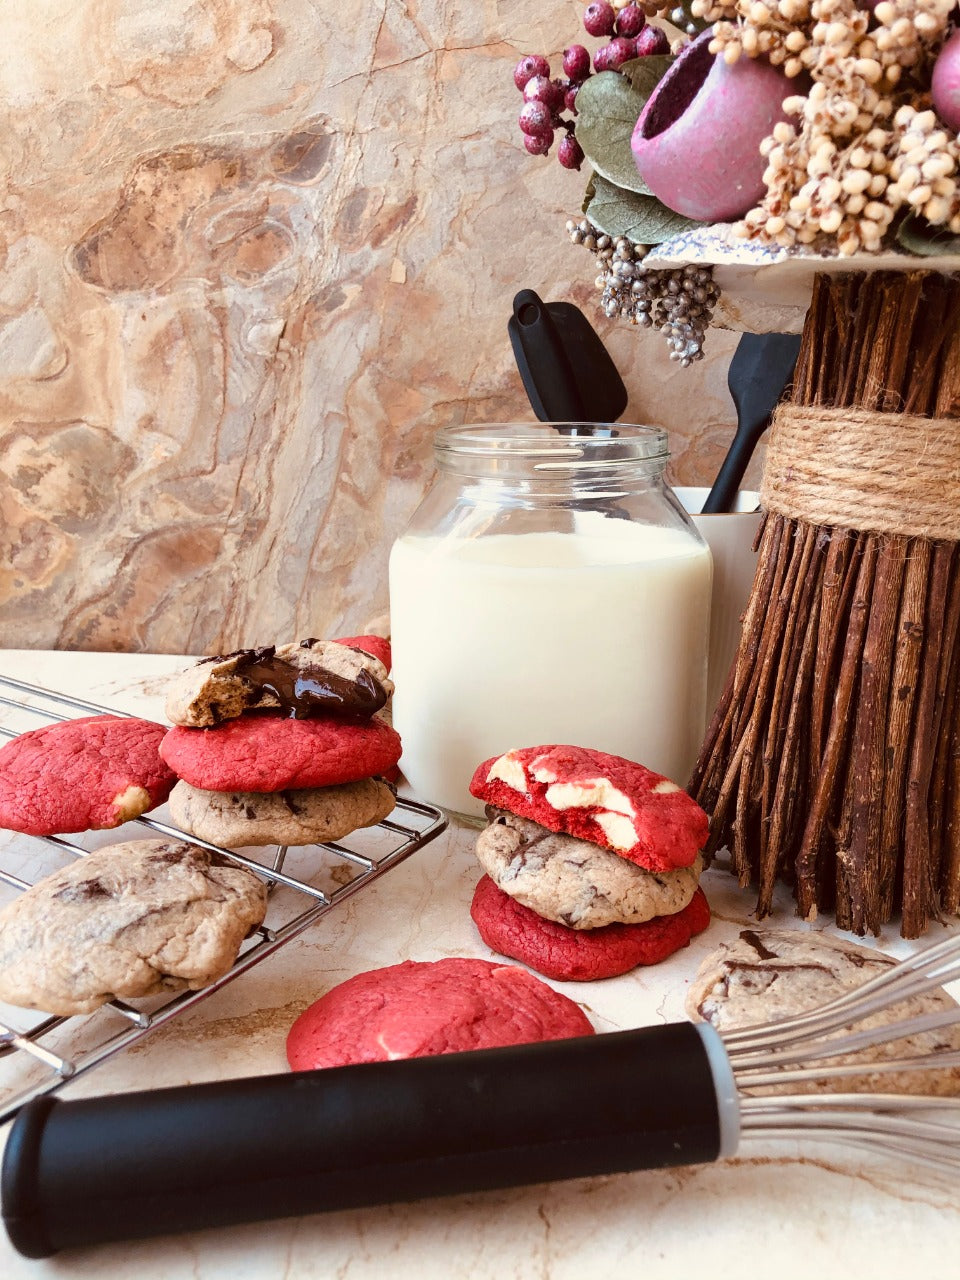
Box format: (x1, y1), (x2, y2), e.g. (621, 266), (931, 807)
(673, 487), (763, 719)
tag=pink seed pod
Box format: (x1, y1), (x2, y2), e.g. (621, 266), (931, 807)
(631, 30), (793, 222)
(933, 30), (960, 132)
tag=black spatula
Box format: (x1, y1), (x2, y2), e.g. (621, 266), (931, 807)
(508, 289), (628, 422)
(702, 332), (802, 513)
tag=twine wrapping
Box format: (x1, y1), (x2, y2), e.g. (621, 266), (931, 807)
(760, 403), (960, 540)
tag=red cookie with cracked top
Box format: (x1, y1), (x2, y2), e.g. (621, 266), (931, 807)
(335, 634), (392, 671)
(0, 715), (176, 836)
(159, 714), (402, 792)
(470, 745), (707, 872)
(286, 956), (594, 1069)
(470, 875), (711, 982)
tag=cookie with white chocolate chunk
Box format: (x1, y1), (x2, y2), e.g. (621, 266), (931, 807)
(470, 744), (707, 872)
(0, 715), (176, 837)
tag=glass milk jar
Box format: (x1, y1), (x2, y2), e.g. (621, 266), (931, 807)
(389, 424), (713, 817)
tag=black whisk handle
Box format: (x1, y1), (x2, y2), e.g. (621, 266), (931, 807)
(2, 1023), (729, 1257)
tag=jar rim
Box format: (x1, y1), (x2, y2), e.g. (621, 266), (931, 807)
(433, 422), (668, 471)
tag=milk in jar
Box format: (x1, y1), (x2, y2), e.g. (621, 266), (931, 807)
(388, 425), (712, 817)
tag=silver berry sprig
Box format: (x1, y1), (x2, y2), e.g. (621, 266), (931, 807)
(566, 218), (721, 366)
(667, 4), (702, 37)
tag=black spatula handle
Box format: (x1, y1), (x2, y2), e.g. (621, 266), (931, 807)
(509, 289), (586, 420)
(703, 331), (802, 514)
(3, 1024), (724, 1257)
(701, 433), (758, 514)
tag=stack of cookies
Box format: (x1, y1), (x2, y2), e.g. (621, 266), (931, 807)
(468, 745), (711, 982)
(159, 637), (401, 848)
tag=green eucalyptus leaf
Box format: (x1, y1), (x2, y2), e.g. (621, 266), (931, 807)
(575, 70), (659, 196)
(619, 55), (676, 102)
(582, 172), (702, 244)
(895, 212), (960, 258)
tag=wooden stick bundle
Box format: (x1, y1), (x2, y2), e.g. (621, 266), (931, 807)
(691, 271), (960, 938)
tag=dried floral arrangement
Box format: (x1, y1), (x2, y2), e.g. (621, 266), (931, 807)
(514, 1), (960, 359)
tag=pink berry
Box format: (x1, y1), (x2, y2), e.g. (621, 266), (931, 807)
(558, 135), (585, 170)
(523, 74), (565, 114)
(519, 100), (553, 137)
(583, 2), (616, 37)
(616, 4), (646, 37)
(564, 81), (582, 113)
(524, 131), (554, 156)
(595, 36), (636, 72)
(562, 44), (591, 80)
(634, 25), (670, 56)
(514, 54), (551, 91)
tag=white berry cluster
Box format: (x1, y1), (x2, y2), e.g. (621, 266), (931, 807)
(690, 0), (958, 252)
(887, 104), (960, 231)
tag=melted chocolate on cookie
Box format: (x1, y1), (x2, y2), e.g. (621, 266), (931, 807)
(221, 646), (387, 721)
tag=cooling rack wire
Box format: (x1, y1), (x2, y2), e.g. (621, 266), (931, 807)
(0, 672), (447, 1122)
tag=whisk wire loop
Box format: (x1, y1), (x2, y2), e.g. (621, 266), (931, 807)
(734, 1049), (960, 1089)
(728, 1005), (960, 1072)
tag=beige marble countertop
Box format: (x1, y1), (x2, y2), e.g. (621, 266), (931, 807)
(1, 649), (959, 1277)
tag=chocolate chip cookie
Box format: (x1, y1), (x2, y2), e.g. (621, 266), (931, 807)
(168, 776), (396, 848)
(686, 929), (960, 1095)
(0, 839), (268, 1015)
(476, 809), (703, 928)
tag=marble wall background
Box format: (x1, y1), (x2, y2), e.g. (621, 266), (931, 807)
(0, 0), (750, 654)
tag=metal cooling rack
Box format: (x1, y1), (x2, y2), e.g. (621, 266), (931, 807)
(0, 672), (447, 1122)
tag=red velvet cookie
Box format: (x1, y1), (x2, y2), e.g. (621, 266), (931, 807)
(0, 715), (176, 836)
(470, 875), (711, 982)
(335, 634), (392, 671)
(470, 745), (707, 872)
(160, 714), (402, 792)
(286, 956), (594, 1069)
